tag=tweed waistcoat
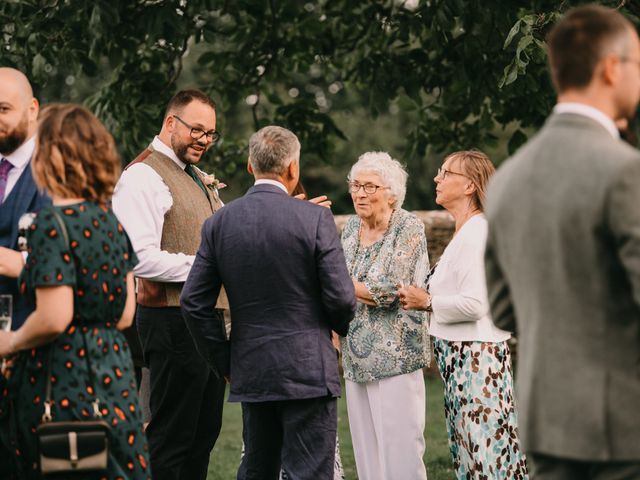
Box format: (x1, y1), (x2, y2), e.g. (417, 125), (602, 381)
(132, 148), (227, 308)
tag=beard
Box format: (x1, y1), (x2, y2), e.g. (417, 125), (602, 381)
(171, 133), (208, 165)
(0, 113), (29, 155)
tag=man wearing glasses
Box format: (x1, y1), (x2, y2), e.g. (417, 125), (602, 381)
(113, 89), (227, 480)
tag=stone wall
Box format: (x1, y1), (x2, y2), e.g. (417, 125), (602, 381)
(334, 210), (455, 264)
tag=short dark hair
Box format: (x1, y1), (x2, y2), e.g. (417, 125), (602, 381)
(548, 5), (633, 92)
(164, 89), (216, 118)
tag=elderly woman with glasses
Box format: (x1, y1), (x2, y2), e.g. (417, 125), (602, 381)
(399, 150), (528, 479)
(341, 151), (429, 480)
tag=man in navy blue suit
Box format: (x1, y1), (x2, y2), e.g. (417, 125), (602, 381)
(0, 68), (50, 478)
(181, 125), (356, 480)
(0, 68), (50, 330)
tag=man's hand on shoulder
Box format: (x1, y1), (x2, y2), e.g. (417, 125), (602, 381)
(294, 193), (332, 209)
(0, 247), (25, 278)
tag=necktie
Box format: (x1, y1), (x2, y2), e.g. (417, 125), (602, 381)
(0, 159), (14, 205)
(184, 164), (208, 196)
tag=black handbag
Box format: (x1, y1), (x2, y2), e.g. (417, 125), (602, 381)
(35, 207), (111, 474)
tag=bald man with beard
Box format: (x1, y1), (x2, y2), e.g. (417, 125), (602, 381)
(0, 68), (50, 477)
(0, 68), (50, 328)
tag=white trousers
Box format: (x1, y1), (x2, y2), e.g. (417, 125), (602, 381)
(346, 369), (427, 480)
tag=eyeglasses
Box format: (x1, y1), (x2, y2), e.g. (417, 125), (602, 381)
(348, 182), (387, 194)
(173, 115), (220, 143)
(436, 167), (468, 180)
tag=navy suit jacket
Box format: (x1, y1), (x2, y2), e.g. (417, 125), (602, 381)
(0, 163), (50, 329)
(181, 184), (356, 402)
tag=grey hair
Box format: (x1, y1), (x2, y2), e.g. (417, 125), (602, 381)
(348, 151), (408, 208)
(248, 126), (301, 176)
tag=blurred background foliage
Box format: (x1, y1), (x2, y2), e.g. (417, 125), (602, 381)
(2, 0), (638, 213)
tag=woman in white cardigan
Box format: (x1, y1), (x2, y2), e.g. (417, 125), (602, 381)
(399, 150), (528, 479)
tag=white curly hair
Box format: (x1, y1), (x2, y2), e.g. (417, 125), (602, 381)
(347, 151), (408, 208)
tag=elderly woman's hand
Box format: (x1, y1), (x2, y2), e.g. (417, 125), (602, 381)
(398, 285), (431, 311)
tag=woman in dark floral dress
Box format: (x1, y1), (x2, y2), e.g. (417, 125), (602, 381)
(0, 104), (150, 479)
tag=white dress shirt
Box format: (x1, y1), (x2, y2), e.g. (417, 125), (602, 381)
(429, 215), (511, 343)
(553, 102), (619, 139)
(2, 135), (35, 198)
(254, 178), (288, 193)
(113, 136), (196, 282)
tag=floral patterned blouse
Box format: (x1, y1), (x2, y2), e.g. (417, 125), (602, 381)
(340, 208), (430, 383)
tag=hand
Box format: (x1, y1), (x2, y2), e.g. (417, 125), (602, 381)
(293, 193), (332, 209)
(398, 285), (430, 311)
(0, 247), (25, 278)
(331, 331), (342, 352)
(0, 331), (15, 358)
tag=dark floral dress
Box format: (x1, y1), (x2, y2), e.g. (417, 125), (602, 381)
(1, 202), (150, 479)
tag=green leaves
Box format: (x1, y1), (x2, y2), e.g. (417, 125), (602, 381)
(3, 0), (635, 210)
(499, 9), (561, 88)
(508, 129), (528, 155)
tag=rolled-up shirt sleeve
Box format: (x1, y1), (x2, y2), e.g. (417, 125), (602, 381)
(112, 163), (194, 282)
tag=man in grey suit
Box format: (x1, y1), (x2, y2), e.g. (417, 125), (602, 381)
(485, 5), (640, 479)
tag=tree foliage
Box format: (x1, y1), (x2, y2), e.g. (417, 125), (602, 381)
(2, 0), (639, 207)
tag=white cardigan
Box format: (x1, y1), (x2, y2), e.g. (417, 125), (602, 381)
(429, 214), (511, 343)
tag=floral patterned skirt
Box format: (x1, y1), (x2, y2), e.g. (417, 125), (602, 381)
(433, 338), (528, 480)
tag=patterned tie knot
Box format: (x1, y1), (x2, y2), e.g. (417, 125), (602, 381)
(0, 158), (15, 204)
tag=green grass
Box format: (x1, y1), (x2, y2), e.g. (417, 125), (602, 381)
(207, 373), (455, 480)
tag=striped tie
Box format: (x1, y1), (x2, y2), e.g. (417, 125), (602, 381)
(0, 158), (14, 204)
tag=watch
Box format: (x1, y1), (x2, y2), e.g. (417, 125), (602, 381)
(425, 293), (432, 312)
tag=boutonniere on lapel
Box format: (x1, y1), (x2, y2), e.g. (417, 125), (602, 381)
(195, 167), (227, 197)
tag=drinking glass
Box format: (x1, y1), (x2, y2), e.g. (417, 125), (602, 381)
(0, 295), (12, 332)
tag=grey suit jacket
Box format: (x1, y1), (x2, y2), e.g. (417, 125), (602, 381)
(485, 113), (640, 461)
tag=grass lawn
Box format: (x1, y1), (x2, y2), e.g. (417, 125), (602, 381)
(207, 373), (455, 480)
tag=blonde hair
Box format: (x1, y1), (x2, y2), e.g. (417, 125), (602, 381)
(33, 104), (121, 205)
(445, 150), (495, 211)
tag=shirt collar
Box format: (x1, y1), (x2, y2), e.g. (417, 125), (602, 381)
(151, 136), (187, 169)
(254, 179), (288, 194)
(553, 103), (619, 139)
(3, 135), (36, 169)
